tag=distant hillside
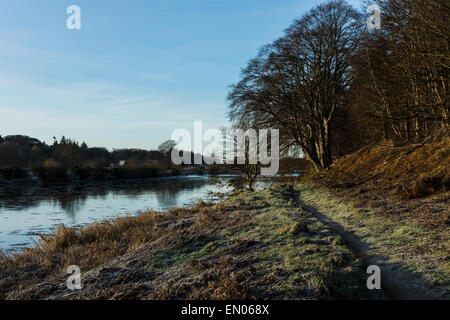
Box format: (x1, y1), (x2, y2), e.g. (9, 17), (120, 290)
(0, 135), (164, 169)
(0, 135), (49, 168)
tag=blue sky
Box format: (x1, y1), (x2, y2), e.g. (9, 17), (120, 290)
(0, 0), (362, 150)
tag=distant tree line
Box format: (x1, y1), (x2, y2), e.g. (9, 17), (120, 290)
(228, 0), (449, 172)
(0, 135), (165, 169)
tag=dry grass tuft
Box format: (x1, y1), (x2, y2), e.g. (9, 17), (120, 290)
(210, 270), (253, 300)
(399, 173), (449, 199)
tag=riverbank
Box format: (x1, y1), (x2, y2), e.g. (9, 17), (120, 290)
(1, 179), (448, 299)
(0, 166), (183, 185)
(0, 183), (386, 300)
(0, 165), (244, 187)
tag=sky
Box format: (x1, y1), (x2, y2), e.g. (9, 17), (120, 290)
(0, 0), (363, 150)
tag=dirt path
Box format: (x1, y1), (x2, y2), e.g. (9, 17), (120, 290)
(296, 197), (428, 300)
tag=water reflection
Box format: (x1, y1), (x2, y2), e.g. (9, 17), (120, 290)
(0, 176), (214, 215)
(0, 175), (231, 251)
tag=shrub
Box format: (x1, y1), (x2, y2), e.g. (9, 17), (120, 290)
(32, 160), (67, 182)
(399, 174), (448, 199)
(112, 161), (165, 179)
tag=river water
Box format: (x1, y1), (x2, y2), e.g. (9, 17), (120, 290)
(0, 175), (275, 252)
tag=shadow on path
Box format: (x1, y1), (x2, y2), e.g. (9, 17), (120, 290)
(294, 191), (429, 300)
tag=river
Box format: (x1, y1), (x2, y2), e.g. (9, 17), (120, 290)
(0, 175), (276, 252)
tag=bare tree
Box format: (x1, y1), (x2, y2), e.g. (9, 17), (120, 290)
(222, 125), (260, 192)
(158, 140), (177, 165)
(228, 0), (364, 171)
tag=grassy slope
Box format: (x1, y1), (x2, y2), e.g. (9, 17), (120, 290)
(314, 134), (449, 228)
(303, 133), (450, 299)
(0, 184), (383, 300)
